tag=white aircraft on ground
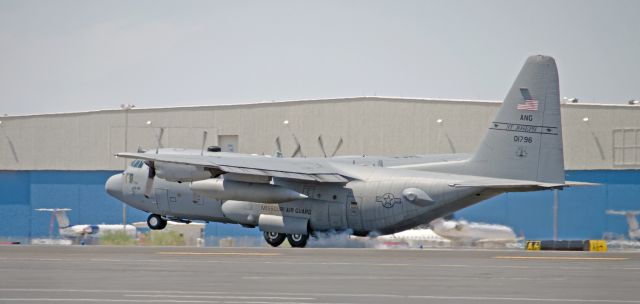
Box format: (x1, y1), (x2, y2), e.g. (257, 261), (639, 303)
(429, 218), (517, 244)
(35, 208), (137, 244)
(377, 218), (517, 247)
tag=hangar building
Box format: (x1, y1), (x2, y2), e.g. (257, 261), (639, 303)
(1, 97), (639, 241)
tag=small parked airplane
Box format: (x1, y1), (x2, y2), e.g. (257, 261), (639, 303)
(35, 208), (136, 244)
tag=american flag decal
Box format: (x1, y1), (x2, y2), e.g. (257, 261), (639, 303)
(516, 99), (538, 111)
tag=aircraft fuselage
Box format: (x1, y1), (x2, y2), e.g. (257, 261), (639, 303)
(107, 159), (493, 236)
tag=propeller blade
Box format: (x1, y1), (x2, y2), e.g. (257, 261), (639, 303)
(275, 137), (283, 158)
(200, 131), (208, 156)
(331, 137), (343, 157)
(144, 161), (156, 198)
(291, 144), (301, 158)
(317, 136), (327, 158)
(291, 135), (304, 158)
(155, 128), (164, 154)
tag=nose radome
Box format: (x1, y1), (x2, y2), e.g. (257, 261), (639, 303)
(105, 174), (123, 199)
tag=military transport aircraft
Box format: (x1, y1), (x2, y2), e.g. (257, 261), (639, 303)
(106, 55), (584, 248)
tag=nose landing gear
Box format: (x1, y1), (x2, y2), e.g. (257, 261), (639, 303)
(147, 214), (167, 230)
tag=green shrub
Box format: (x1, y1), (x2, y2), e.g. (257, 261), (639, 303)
(100, 231), (136, 246)
(143, 231), (185, 246)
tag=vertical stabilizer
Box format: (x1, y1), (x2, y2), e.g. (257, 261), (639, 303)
(468, 55), (564, 183)
(606, 210), (640, 239)
(53, 209), (71, 228)
(625, 212), (640, 231)
(36, 208), (72, 229)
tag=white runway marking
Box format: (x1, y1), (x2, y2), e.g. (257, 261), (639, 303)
(1, 256), (634, 271)
(408, 295), (640, 303)
(0, 299), (219, 303)
(156, 252), (281, 256)
(1, 289), (639, 303)
(493, 256), (629, 261)
(125, 294), (315, 300)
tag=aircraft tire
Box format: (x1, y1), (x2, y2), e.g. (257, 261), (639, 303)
(263, 231), (286, 247)
(286, 233), (308, 248)
(147, 214), (167, 230)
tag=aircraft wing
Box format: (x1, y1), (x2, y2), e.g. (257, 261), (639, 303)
(116, 152), (353, 183)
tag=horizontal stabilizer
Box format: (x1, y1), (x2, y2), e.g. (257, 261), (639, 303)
(449, 178), (598, 190)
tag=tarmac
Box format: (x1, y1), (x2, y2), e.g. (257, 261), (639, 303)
(0, 245), (639, 304)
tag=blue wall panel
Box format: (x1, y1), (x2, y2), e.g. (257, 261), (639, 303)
(0, 171), (29, 205)
(1, 170), (638, 240)
(0, 204), (30, 239)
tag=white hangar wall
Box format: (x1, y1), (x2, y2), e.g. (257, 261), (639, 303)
(1, 97), (639, 171)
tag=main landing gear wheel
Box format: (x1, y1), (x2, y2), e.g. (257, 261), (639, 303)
(287, 234), (309, 248)
(263, 231), (286, 247)
(147, 214), (167, 230)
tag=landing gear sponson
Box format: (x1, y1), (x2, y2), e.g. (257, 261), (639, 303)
(147, 214), (167, 230)
(263, 232), (309, 248)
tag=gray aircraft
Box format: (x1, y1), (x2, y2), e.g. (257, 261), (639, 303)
(106, 55), (584, 248)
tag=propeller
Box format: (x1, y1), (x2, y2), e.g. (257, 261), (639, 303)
(317, 135), (343, 157)
(200, 131), (208, 156)
(154, 128), (164, 154)
(275, 137), (283, 158)
(317, 136), (327, 158)
(331, 137), (343, 157)
(143, 161), (156, 198)
(291, 134), (304, 158)
(145, 127), (165, 198)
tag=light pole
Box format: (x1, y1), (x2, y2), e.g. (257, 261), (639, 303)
(553, 189), (558, 241)
(120, 104), (135, 229)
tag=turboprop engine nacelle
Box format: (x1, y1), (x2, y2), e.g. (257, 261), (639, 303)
(190, 179), (308, 203)
(155, 163), (213, 182)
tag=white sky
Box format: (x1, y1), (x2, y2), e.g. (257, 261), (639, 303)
(1, 0), (639, 115)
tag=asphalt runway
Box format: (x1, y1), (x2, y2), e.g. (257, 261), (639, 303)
(0, 246), (639, 304)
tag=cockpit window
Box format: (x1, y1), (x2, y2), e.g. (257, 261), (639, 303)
(130, 160), (144, 168)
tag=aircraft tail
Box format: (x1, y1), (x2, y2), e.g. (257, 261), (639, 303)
(412, 55), (564, 184)
(53, 210), (71, 228)
(606, 210), (640, 231)
(628, 214), (640, 232)
(35, 208), (71, 229)
(467, 55), (564, 183)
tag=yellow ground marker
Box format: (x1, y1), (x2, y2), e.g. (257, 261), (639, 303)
(493, 256), (628, 261)
(156, 252), (281, 256)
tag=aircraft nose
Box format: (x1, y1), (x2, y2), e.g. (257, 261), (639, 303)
(105, 174), (124, 199)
